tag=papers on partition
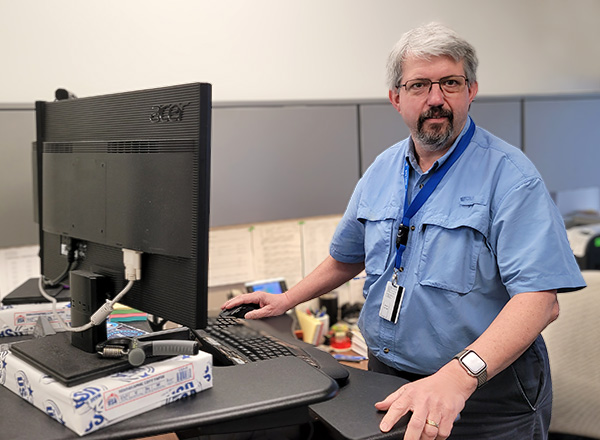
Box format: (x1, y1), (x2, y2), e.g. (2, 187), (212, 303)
(0, 246), (40, 300)
(208, 227), (255, 287)
(252, 222), (303, 288)
(206, 214), (343, 290)
(301, 216), (341, 276)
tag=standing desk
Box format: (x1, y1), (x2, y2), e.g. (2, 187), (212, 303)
(0, 316), (410, 439)
(0, 356), (337, 440)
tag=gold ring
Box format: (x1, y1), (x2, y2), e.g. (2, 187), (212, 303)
(425, 419), (439, 429)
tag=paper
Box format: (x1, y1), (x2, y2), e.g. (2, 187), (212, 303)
(0, 349), (212, 436)
(350, 328), (368, 357)
(208, 227), (255, 287)
(0, 245), (40, 300)
(338, 273), (366, 306)
(0, 302), (71, 337)
(301, 215), (341, 276)
(251, 222), (303, 288)
(295, 307), (328, 345)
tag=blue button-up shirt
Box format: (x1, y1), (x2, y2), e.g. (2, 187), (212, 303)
(330, 118), (585, 375)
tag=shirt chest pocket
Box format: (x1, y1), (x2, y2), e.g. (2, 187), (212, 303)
(358, 208), (397, 277)
(417, 199), (490, 294)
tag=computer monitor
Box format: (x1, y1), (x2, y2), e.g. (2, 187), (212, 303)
(245, 278), (287, 294)
(33, 82), (211, 332)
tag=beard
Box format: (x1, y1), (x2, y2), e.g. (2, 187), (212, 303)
(414, 107), (455, 152)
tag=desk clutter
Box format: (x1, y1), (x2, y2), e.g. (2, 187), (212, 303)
(0, 290), (214, 436)
(295, 307), (329, 345)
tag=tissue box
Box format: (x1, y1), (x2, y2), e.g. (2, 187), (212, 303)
(0, 302), (71, 337)
(0, 348), (213, 436)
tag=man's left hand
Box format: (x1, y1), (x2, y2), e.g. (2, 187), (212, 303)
(374, 364), (476, 439)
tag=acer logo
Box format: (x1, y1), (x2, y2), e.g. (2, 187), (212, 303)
(149, 102), (191, 123)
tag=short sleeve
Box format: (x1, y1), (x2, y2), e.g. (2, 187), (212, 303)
(490, 177), (585, 295)
(330, 178), (366, 264)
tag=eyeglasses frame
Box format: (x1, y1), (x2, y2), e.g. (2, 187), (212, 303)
(396, 75), (470, 96)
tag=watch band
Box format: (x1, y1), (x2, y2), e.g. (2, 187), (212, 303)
(454, 349), (487, 389)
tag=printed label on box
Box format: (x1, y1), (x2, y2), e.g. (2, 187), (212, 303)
(0, 349), (213, 436)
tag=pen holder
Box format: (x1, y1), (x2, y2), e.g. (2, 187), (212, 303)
(295, 308), (329, 345)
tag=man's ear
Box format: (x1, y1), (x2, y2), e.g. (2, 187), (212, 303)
(467, 80), (479, 104)
(389, 89), (402, 114)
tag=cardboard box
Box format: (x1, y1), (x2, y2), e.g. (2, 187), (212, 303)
(0, 348), (213, 436)
(0, 302), (71, 337)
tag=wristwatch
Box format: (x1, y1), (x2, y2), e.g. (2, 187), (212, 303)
(453, 349), (487, 389)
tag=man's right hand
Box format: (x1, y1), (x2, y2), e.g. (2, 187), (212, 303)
(221, 290), (294, 319)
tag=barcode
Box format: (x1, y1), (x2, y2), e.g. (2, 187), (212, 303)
(177, 367), (192, 382)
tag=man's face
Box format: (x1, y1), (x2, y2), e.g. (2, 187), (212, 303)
(389, 55), (478, 152)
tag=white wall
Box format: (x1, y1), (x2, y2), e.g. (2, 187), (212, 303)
(1, 0), (599, 103)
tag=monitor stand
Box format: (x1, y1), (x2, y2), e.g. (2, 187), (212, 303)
(9, 332), (133, 387)
(9, 321), (193, 387)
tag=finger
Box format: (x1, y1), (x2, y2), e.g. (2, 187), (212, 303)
(244, 307), (270, 320)
(422, 422), (440, 440)
(422, 415), (441, 440)
(374, 386), (405, 410)
(400, 411), (426, 440)
(378, 397), (411, 433)
(222, 292), (261, 309)
(433, 413), (455, 439)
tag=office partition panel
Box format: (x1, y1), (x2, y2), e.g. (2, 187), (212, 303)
(210, 105), (360, 226)
(0, 106), (37, 247)
(358, 103), (410, 175)
(470, 98), (522, 149)
(523, 96), (600, 193)
(358, 98), (523, 176)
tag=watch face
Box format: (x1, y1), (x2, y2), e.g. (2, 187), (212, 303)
(463, 352), (486, 374)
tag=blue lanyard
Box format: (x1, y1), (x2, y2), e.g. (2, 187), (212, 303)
(394, 119), (476, 275)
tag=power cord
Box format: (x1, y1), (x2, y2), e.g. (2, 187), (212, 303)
(38, 248), (143, 333)
(42, 238), (79, 289)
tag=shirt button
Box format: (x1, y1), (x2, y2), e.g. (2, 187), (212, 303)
(399, 267), (404, 272)
(384, 348), (390, 354)
(419, 183), (424, 189)
(410, 225), (415, 231)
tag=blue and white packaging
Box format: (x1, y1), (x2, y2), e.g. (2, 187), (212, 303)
(0, 302), (71, 337)
(0, 349), (213, 436)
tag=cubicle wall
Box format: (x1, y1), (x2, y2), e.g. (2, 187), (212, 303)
(1, 94), (599, 248)
(358, 97), (522, 174)
(524, 95), (600, 194)
(0, 105), (37, 248)
(211, 105), (359, 227)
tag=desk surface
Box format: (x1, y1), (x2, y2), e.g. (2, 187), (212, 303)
(0, 356), (337, 440)
(0, 315), (411, 440)
(310, 366), (409, 440)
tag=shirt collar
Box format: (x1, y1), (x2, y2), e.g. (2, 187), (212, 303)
(405, 117), (473, 175)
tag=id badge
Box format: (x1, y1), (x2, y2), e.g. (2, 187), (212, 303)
(379, 281), (405, 324)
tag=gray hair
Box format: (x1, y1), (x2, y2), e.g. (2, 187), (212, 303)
(386, 22), (479, 90)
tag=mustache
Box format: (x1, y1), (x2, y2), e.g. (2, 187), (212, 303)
(419, 107), (454, 123)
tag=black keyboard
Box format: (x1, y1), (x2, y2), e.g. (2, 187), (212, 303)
(192, 316), (320, 369)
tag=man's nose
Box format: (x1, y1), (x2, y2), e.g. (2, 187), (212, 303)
(426, 82), (445, 106)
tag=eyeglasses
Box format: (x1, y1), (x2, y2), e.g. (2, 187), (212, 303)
(397, 75), (468, 97)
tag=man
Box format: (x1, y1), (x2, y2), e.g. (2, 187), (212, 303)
(222, 22), (585, 439)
